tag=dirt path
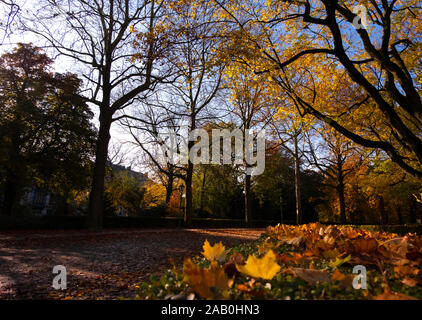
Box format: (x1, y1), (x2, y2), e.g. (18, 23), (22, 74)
(0, 228), (264, 299)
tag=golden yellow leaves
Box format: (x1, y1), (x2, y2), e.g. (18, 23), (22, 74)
(202, 240), (227, 262)
(268, 223), (422, 298)
(236, 250), (281, 280)
(178, 225), (422, 300)
(328, 255), (351, 268)
(183, 258), (229, 299)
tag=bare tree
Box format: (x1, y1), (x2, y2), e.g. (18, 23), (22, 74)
(23, 0), (172, 228)
(0, 0), (20, 45)
(121, 1), (223, 226)
(226, 74), (273, 225)
(305, 125), (364, 224)
(120, 100), (186, 206)
(268, 116), (307, 225)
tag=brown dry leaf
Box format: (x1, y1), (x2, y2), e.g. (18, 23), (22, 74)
(286, 236), (305, 247)
(343, 228), (361, 239)
(320, 225), (342, 240)
(223, 253), (245, 277)
(331, 270), (354, 288)
(402, 277), (418, 287)
(291, 267), (331, 285)
(393, 265), (419, 277)
(392, 258), (418, 267)
(322, 248), (341, 259)
(277, 253), (294, 264)
(223, 262), (239, 278)
(308, 241), (331, 256)
(396, 237), (410, 258)
(351, 237), (379, 254)
(323, 235), (336, 245)
(347, 253), (378, 266)
(373, 290), (418, 300)
(277, 252), (308, 265)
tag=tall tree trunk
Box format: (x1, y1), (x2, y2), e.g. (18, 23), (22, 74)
(184, 159), (193, 226)
(244, 173), (252, 226)
(1, 171), (17, 216)
(184, 114), (196, 227)
(165, 172), (174, 205)
(337, 158), (346, 224)
(87, 111), (112, 230)
(199, 168), (207, 214)
(293, 134), (302, 224)
(337, 184), (346, 224)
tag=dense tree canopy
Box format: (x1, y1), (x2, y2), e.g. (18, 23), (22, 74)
(0, 43), (96, 215)
(1, 0), (420, 227)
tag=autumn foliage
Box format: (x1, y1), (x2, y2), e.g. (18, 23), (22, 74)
(137, 223), (422, 300)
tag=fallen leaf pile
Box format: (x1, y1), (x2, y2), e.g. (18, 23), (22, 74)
(138, 223), (422, 300)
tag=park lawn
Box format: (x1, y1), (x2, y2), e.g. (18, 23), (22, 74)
(135, 223), (422, 300)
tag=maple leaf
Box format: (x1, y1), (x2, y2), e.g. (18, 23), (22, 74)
(236, 250), (281, 280)
(202, 240), (227, 262)
(349, 237), (379, 254)
(183, 258), (229, 299)
(290, 267), (331, 285)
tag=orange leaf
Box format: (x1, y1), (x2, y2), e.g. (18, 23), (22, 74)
(402, 278), (418, 287)
(393, 265), (419, 277)
(373, 290), (417, 300)
(237, 284), (250, 292)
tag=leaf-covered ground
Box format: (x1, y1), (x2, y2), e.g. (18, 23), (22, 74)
(136, 223), (422, 300)
(0, 228), (263, 299)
